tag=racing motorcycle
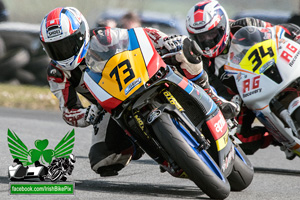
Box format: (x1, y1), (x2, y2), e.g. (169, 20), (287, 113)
(83, 27), (253, 199)
(225, 25), (300, 160)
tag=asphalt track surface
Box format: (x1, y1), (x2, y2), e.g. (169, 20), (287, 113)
(0, 107), (300, 200)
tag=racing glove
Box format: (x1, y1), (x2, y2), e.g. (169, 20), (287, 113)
(163, 35), (203, 75)
(175, 38), (203, 75)
(85, 104), (105, 125)
(163, 35), (187, 52)
(63, 108), (90, 127)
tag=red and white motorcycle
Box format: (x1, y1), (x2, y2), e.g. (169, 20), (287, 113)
(225, 25), (300, 159)
(83, 27), (254, 199)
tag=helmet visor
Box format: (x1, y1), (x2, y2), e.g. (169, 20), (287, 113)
(190, 17), (226, 51)
(41, 22), (86, 61)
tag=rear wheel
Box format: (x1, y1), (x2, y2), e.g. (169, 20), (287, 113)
(152, 113), (230, 199)
(227, 144), (254, 191)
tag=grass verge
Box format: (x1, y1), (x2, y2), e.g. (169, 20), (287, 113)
(0, 84), (89, 111)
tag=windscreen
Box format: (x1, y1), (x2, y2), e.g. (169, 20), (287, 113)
(229, 26), (282, 83)
(229, 26), (272, 67)
(86, 28), (130, 73)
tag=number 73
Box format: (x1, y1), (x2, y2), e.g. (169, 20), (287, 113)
(109, 59), (135, 91)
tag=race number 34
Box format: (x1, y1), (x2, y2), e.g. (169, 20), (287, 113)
(248, 46), (274, 72)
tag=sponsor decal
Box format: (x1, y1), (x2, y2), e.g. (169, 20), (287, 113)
(230, 52), (242, 64)
(243, 88), (262, 98)
(206, 111), (228, 151)
(280, 43), (299, 66)
(221, 145), (235, 172)
(214, 115), (226, 133)
(242, 76), (262, 98)
(134, 114), (150, 139)
(163, 90), (183, 111)
(47, 28), (61, 38)
(125, 78), (141, 95)
(279, 38), (286, 44)
(193, 21), (205, 26)
(289, 50), (300, 67)
(208, 111), (227, 136)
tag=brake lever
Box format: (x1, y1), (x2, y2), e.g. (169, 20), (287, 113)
(161, 52), (181, 59)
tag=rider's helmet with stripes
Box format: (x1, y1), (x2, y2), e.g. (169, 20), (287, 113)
(186, 0), (230, 58)
(40, 7), (90, 70)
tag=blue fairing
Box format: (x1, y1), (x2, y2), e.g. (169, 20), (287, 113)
(234, 147), (247, 164)
(172, 118), (226, 182)
(184, 79), (195, 94)
(86, 67), (102, 83)
(127, 29), (139, 50)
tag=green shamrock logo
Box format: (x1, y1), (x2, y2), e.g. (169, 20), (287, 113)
(7, 129), (75, 166)
(29, 139), (55, 164)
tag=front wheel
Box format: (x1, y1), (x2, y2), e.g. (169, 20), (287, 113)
(227, 144), (254, 191)
(152, 113), (230, 199)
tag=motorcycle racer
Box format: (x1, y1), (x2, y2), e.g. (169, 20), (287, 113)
(40, 7), (143, 177)
(39, 6), (242, 177)
(181, 0), (300, 155)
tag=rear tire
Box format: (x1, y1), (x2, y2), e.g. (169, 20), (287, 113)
(227, 144), (254, 191)
(152, 113), (230, 199)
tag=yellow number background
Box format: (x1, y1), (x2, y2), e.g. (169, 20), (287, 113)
(239, 39), (277, 74)
(99, 48), (149, 101)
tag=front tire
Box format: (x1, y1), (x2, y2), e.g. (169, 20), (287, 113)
(152, 113), (230, 199)
(227, 144), (254, 191)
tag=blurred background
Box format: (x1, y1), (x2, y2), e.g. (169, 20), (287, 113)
(0, 0), (300, 85)
(0, 0), (300, 86)
(4, 0), (300, 23)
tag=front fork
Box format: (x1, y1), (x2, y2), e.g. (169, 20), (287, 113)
(159, 88), (236, 175)
(159, 89), (210, 150)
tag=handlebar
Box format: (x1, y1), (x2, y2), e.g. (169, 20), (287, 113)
(156, 48), (180, 59)
(161, 52), (181, 59)
(156, 48), (169, 56)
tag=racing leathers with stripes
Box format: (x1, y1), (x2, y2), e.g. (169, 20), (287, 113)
(47, 27), (182, 176)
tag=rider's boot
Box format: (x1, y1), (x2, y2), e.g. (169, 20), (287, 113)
(194, 71), (240, 119)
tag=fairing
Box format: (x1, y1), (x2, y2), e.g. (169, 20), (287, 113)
(225, 25), (300, 155)
(84, 28), (166, 112)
